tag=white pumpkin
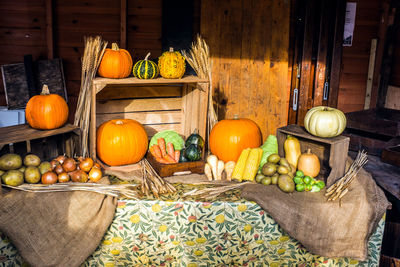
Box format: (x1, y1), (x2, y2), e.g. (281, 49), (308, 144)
(304, 106), (346, 138)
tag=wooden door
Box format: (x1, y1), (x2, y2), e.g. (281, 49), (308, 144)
(287, 0), (346, 125)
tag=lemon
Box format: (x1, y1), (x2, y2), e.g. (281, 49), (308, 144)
(349, 259), (359, 265)
(196, 237), (207, 244)
(102, 240), (112, 245)
(159, 225), (168, 232)
(172, 240), (180, 245)
(277, 248), (286, 254)
(138, 255), (149, 264)
(194, 250), (204, 256)
(215, 214), (225, 224)
(187, 264), (198, 267)
(104, 263), (115, 267)
(270, 262), (280, 267)
(112, 236), (123, 243)
(152, 203), (162, 212)
(202, 203), (212, 209)
(130, 214), (140, 224)
(185, 240), (195, 246)
(269, 240), (279, 245)
(237, 204), (247, 212)
(243, 224), (252, 232)
(279, 236), (290, 242)
(255, 239), (264, 244)
(110, 249), (120, 256)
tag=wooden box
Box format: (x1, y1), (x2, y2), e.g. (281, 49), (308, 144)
(0, 123), (80, 161)
(146, 153), (205, 177)
(89, 76), (209, 171)
(276, 125), (350, 186)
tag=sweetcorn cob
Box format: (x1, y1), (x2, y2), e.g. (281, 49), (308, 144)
(231, 148), (251, 181)
(242, 148), (263, 181)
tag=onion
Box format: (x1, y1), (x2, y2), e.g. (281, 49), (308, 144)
(50, 159), (60, 170)
(54, 164), (65, 175)
(79, 157), (94, 172)
(93, 162), (101, 169)
(62, 158), (77, 172)
(88, 167), (102, 182)
(41, 171), (58, 184)
(55, 155), (66, 164)
(69, 170), (88, 183)
(58, 172), (70, 183)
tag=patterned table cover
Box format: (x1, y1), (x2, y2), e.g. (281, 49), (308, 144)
(0, 182), (385, 267)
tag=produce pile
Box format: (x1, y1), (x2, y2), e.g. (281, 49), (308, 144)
(0, 153), (102, 187)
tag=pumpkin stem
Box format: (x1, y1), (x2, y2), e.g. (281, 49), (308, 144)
(323, 107), (329, 111)
(111, 43), (120, 51)
(41, 84), (50, 95)
(306, 148), (311, 154)
(115, 120), (123, 125)
(169, 47), (174, 52)
(193, 128), (199, 134)
(144, 52), (151, 61)
(233, 114), (239, 120)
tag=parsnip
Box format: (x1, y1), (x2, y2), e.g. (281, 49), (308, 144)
(204, 163), (213, 181)
(224, 161), (236, 181)
(206, 155), (218, 180)
(217, 160), (225, 180)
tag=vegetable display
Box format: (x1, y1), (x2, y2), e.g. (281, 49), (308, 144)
(25, 85), (69, 130)
(96, 119), (148, 166)
(158, 47), (186, 79)
(209, 116), (262, 162)
(132, 52), (159, 79)
(304, 106), (347, 138)
(97, 43), (133, 78)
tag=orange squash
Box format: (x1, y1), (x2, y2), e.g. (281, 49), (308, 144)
(96, 119), (148, 166)
(297, 149), (321, 177)
(98, 43), (133, 78)
(209, 115), (262, 162)
(25, 85), (69, 130)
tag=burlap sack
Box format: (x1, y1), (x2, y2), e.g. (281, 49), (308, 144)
(0, 178), (117, 267)
(242, 164), (390, 261)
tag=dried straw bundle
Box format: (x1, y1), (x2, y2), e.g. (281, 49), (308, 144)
(182, 35), (218, 150)
(74, 36), (108, 157)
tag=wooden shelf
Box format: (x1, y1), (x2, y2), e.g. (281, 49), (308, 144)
(0, 123), (80, 147)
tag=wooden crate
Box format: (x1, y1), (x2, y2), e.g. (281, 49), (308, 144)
(0, 123), (80, 161)
(276, 125), (350, 186)
(146, 153), (205, 177)
(89, 76), (209, 170)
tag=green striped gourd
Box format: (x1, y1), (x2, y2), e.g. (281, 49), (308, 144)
(132, 53), (159, 79)
(158, 47), (186, 79)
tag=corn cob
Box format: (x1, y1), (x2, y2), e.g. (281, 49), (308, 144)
(231, 148), (251, 181)
(242, 148), (263, 181)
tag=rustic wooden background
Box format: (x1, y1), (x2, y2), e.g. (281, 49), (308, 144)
(201, 0), (290, 139)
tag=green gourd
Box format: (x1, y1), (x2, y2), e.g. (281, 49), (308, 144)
(133, 52), (159, 79)
(184, 144), (201, 161)
(185, 129), (204, 150)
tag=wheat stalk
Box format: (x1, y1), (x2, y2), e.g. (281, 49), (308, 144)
(74, 36), (108, 157)
(182, 35), (218, 151)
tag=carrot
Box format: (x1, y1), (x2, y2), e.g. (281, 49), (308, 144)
(157, 138), (167, 157)
(156, 157), (170, 164)
(151, 145), (162, 159)
(163, 154), (176, 163)
(174, 150), (180, 163)
(166, 142), (175, 156)
(150, 145), (163, 160)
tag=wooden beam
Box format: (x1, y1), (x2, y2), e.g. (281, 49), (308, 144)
(45, 0), (54, 59)
(120, 0), (127, 48)
(327, 0), (346, 108)
(364, 39), (378, 109)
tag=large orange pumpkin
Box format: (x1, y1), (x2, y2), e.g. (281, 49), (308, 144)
(97, 43), (133, 78)
(209, 116), (262, 162)
(96, 119), (148, 166)
(25, 85), (69, 130)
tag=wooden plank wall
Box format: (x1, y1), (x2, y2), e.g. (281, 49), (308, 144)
(0, 0), (162, 122)
(337, 0), (382, 113)
(200, 0), (290, 140)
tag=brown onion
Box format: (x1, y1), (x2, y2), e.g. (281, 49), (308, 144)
(50, 159), (60, 170)
(41, 171), (58, 184)
(54, 164), (64, 175)
(69, 170), (88, 183)
(55, 155), (66, 164)
(88, 167), (102, 182)
(79, 157), (94, 172)
(58, 172), (70, 183)
(93, 162), (101, 169)
(62, 158), (76, 172)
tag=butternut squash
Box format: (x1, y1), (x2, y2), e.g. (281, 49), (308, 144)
(284, 135), (301, 168)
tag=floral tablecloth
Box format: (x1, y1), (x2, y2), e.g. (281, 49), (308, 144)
(0, 183), (385, 267)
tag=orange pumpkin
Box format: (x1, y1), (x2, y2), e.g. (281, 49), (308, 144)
(97, 43), (133, 78)
(96, 119), (148, 166)
(25, 85), (69, 130)
(209, 115), (262, 162)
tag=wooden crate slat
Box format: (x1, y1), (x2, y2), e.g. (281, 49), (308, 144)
(96, 85), (182, 100)
(96, 110), (182, 127)
(144, 123), (182, 137)
(96, 97), (182, 114)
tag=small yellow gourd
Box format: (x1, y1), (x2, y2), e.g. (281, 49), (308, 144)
(284, 135), (301, 168)
(158, 47), (186, 79)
